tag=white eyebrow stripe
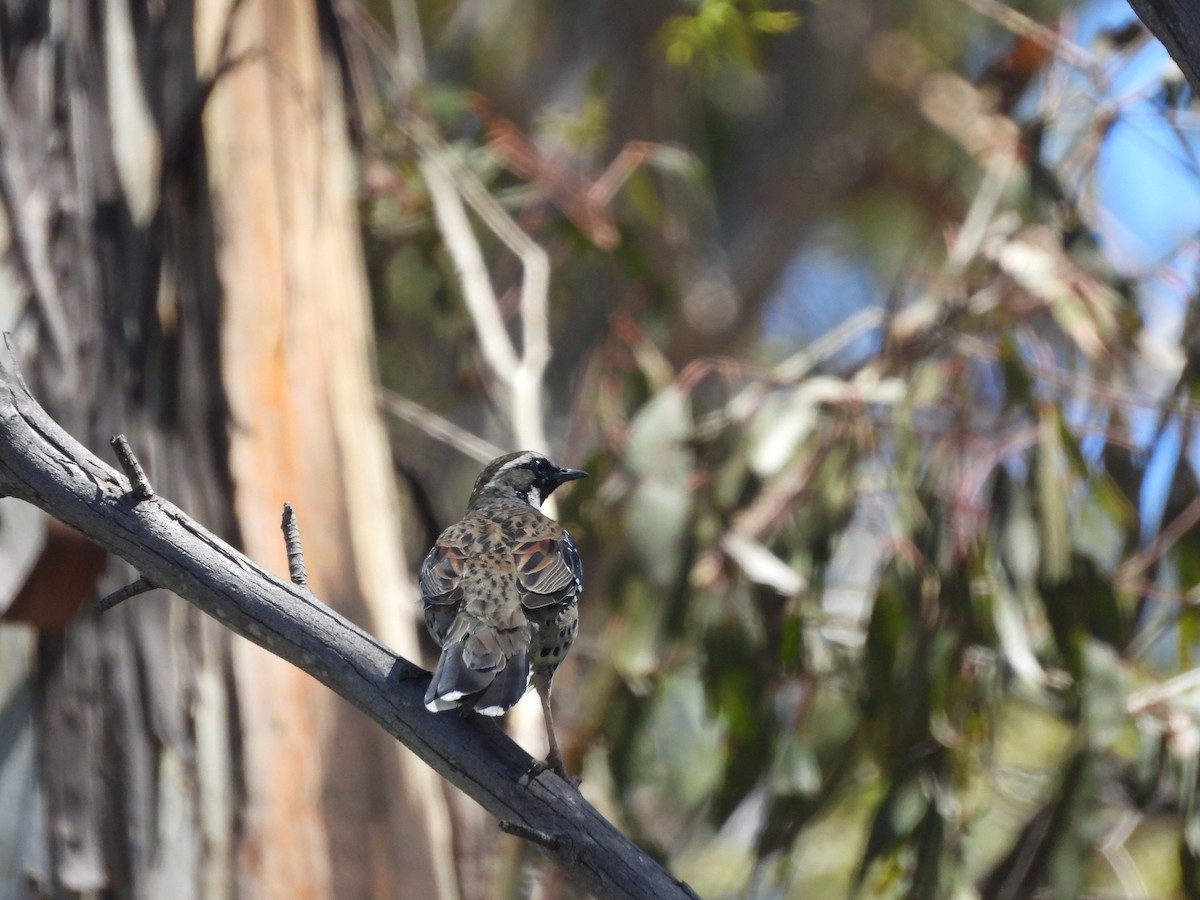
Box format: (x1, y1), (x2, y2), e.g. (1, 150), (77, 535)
(496, 452), (538, 474)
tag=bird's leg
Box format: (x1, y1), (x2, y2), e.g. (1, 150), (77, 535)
(533, 673), (578, 785)
(535, 674), (564, 776)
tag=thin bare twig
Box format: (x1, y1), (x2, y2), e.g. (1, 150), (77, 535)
(378, 388), (505, 463)
(696, 306), (885, 439)
(955, 0), (1098, 74)
(95, 576), (156, 613)
(1127, 665), (1200, 716)
(388, 0), (427, 95)
(1118, 493), (1200, 584)
(281, 502), (308, 588)
(110, 434), (154, 500)
(499, 820), (568, 852)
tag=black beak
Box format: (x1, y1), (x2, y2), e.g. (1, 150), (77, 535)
(553, 467), (588, 486)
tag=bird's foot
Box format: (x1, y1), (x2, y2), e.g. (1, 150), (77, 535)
(524, 755), (580, 788)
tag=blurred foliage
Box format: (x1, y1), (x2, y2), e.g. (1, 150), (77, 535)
(345, 0), (1200, 895)
(660, 0), (802, 70)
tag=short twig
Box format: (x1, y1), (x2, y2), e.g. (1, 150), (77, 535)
(499, 820), (574, 862)
(95, 576), (156, 613)
(110, 435), (154, 500)
(956, 0), (1098, 74)
(281, 502), (308, 588)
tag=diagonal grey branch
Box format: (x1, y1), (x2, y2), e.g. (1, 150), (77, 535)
(1128, 0), (1200, 98)
(0, 335), (692, 900)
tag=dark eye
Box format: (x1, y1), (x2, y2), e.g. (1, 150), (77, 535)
(530, 458), (547, 477)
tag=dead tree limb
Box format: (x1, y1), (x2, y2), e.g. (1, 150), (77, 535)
(0, 338), (694, 900)
(1128, 1), (1200, 97)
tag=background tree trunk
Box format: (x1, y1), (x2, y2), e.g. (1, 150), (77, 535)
(0, 1), (455, 896)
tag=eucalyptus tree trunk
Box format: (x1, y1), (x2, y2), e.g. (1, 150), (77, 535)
(0, 2), (455, 897)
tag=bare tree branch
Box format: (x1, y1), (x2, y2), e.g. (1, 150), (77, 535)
(381, 0), (552, 458)
(413, 124), (552, 456)
(1128, 0), (1200, 97)
(0, 337), (694, 900)
(377, 387), (506, 463)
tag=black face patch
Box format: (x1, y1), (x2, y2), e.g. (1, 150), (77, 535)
(466, 452), (585, 512)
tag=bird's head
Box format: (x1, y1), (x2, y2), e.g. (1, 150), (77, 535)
(468, 451), (588, 510)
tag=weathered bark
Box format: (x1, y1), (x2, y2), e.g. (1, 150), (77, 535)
(0, 342), (698, 900)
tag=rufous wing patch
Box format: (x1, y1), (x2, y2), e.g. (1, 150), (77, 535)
(515, 535), (582, 608)
(419, 541), (466, 603)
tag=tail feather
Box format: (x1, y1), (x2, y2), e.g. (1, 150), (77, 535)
(425, 639), (492, 711)
(473, 649), (530, 716)
(424, 633), (531, 714)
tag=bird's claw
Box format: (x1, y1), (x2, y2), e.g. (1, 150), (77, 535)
(522, 757), (580, 788)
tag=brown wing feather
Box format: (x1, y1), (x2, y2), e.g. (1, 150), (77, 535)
(419, 539), (466, 604)
(515, 531), (582, 609)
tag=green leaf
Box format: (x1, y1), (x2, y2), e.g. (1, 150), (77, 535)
(624, 386), (695, 586)
(977, 747), (1094, 899)
(1038, 555), (1126, 683)
(749, 9), (801, 34)
(997, 333), (1034, 406)
(1179, 832), (1200, 898)
(704, 621), (774, 819)
(778, 611), (803, 671)
(856, 764), (938, 890)
(631, 671), (727, 809)
(747, 377), (847, 477)
(1037, 406), (1071, 583)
